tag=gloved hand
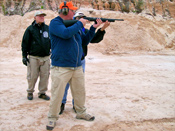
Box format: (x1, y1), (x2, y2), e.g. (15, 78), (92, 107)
(22, 57), (29, 66)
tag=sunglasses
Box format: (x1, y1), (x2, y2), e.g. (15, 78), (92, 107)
(77, 16), (85, 19)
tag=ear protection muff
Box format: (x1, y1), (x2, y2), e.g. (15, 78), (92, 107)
(61, 1), (69, 15)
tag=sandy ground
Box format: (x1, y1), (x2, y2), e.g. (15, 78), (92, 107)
(0, 8), (175, 131)
(0, 47), (175, 131)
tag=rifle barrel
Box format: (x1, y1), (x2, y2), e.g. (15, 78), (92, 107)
(63, 17), (124, 27)
(114, 19), (124, 21)
(84, 17), (124, 22)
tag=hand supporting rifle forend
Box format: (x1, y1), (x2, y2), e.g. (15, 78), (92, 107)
(63, 17), (124, 27)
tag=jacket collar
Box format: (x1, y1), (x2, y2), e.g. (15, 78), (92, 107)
(32, 20), (44, 27)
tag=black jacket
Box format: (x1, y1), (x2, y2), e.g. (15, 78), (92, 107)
(81, 28), (106, 60)
(21, 20), (51, 58)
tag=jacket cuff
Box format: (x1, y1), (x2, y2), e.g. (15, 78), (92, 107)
(22, 53), (27, 58)
(89, 25), (96, 32)
(98, 28), (106, 34)
(77, 21), (84, 28)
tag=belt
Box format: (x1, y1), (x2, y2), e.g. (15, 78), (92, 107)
(51, 66), (82, 70)
(67, 66), (82, 70)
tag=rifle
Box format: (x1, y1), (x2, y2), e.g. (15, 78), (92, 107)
(63, 17), (124, 27)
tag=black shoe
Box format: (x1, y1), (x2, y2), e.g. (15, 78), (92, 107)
(59, 103), (65, 115)
(38, 93), (50, 100)
(27, 93), (33, 100)
(73, 106), (77, 113)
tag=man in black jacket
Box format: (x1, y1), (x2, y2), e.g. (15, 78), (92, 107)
(21, 11), (51, 101)
(60, 12), (110, 114)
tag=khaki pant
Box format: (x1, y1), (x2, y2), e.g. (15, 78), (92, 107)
(27, 55), (50, 95)
(48, 66), (86, 121)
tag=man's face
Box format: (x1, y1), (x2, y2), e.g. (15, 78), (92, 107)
(35, 15), (45, 24)
(66, 10), (76, 20)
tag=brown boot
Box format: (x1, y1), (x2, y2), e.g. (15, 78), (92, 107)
(76, 113), (95, 121)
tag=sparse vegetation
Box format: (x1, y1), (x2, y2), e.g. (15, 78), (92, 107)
(1, 4), (8, 15)
(135, 0), (144, 13)
(0, 0), (174, 18)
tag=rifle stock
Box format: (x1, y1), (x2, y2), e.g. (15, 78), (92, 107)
(63, 17), (124, 27)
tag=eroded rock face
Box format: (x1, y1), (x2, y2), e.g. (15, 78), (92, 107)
(1, 0), (175, 19)
(0, 8), (175, 53)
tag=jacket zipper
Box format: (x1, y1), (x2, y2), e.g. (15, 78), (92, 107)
(73, 35), (79, 67)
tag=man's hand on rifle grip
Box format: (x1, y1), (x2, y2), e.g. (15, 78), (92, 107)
(79, 18), (88, 27)
(93, 18), (103, 28)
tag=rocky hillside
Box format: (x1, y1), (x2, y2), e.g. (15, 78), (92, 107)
(0, 8), (175, 55)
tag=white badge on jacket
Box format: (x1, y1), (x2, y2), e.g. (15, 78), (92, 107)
(43, 31), (49, 38)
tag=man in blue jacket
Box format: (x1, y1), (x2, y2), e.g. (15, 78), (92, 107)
(46, 1), (103, 130)
(60, 12), (110, 115)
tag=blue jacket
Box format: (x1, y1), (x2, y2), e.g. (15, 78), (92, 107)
(49, 16), (96, 67)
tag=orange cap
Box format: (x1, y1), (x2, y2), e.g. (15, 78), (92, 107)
(59, 1), (78, 10)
